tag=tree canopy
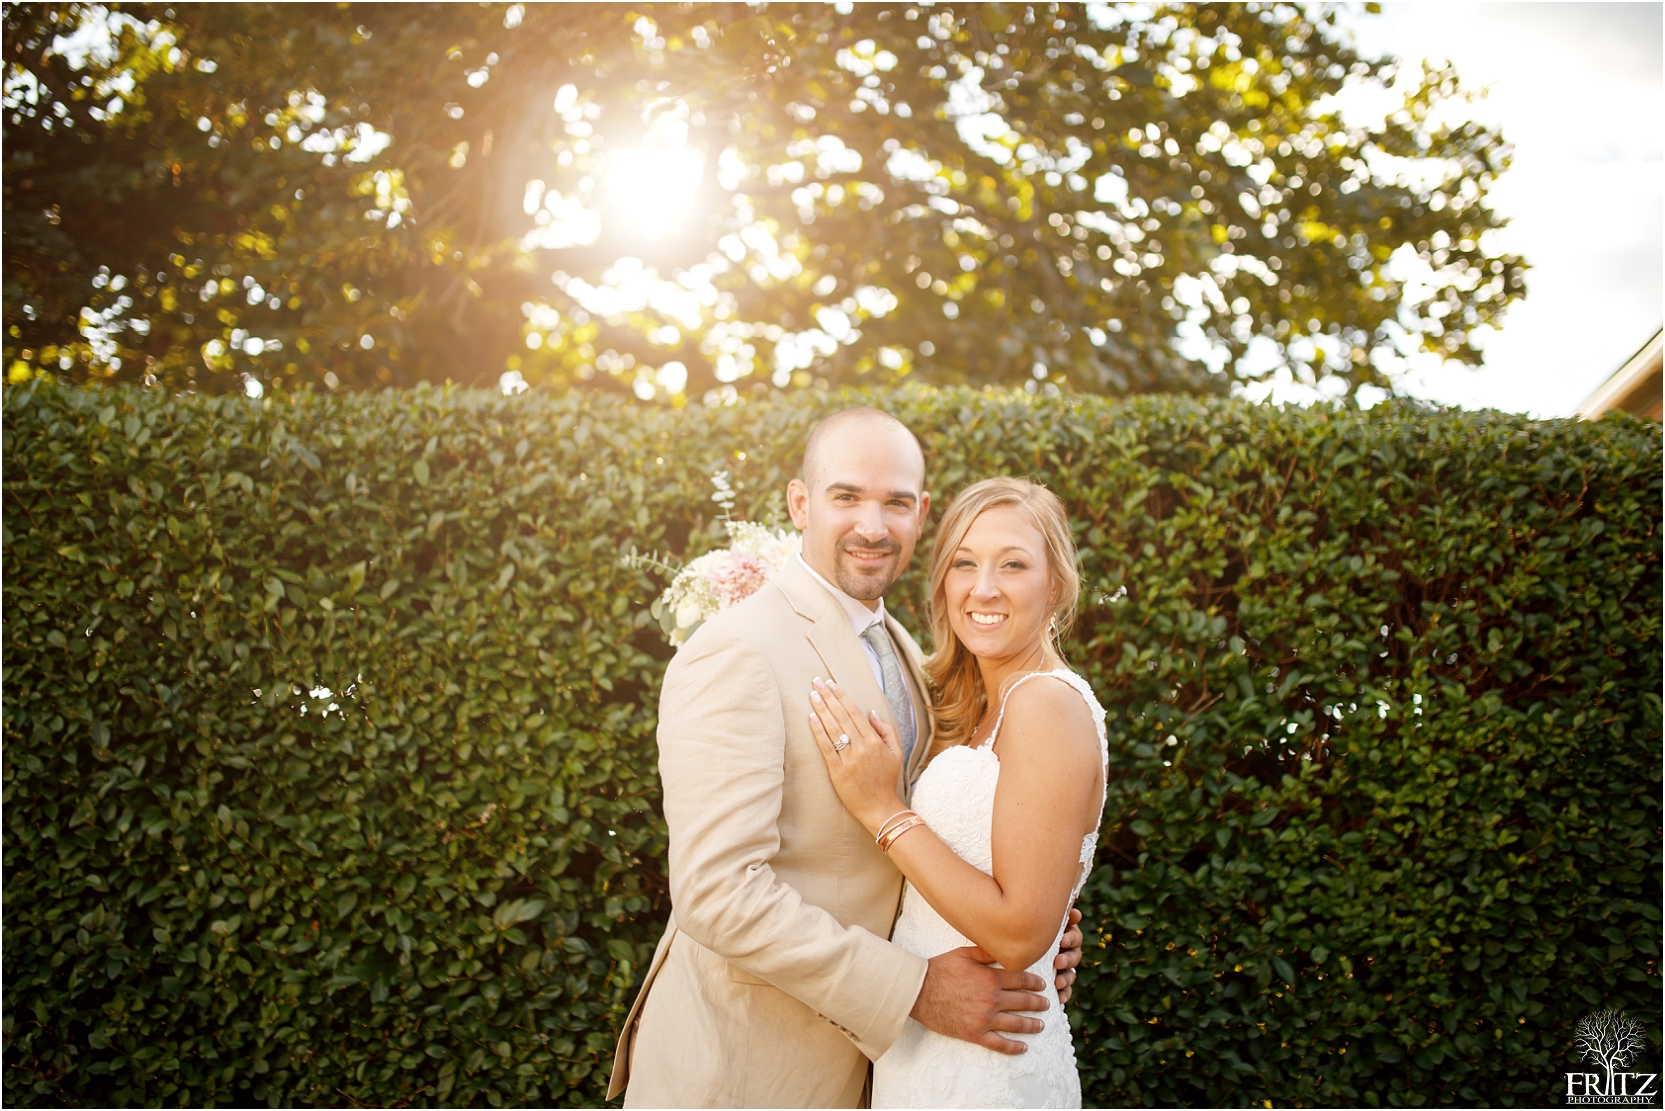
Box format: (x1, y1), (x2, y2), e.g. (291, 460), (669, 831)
(3, 2), (1526, 401)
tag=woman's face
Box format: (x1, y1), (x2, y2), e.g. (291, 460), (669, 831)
(943, 504), (1055, 664)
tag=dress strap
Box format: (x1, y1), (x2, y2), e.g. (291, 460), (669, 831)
(980, 669), (1076, 751)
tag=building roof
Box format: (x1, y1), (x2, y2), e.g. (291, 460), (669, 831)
(1578, 329), (1663, 421)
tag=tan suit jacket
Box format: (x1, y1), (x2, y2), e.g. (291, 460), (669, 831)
(608, 557), (935, 1108)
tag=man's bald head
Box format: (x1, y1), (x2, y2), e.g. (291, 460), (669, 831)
(800, 408), (925, 489)
(788, 408), (930, 605)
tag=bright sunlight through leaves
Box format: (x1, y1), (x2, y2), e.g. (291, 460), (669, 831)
(603, 146), (705, 241)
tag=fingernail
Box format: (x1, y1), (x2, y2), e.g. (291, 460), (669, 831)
(813, 677), (824, 686)
(810, 712), (820, 725)
(827, 680), (840, 691)
(811, 691), (823, 704)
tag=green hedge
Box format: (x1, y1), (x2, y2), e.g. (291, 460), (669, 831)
(3, 381), (1658, 1107)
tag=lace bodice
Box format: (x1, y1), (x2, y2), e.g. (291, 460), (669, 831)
(874, 668), (1108, 1109)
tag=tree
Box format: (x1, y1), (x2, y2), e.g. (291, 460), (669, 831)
(1575, 1009), (1648, 1093)
(4, 2), (1525, 400)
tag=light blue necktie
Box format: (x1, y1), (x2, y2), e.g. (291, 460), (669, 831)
(861, 624), (917, 766)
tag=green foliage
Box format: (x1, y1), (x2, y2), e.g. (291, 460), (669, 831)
(5, 2), (1523, 400)
(4, 381), (1657, 1107)
(928, 397), (1663, 1106)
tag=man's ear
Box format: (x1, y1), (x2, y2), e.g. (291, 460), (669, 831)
(917, 490), (931, 524)
(787, 478), (810, 530)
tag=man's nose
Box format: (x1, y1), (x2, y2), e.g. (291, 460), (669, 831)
(852, 503), (887, 541)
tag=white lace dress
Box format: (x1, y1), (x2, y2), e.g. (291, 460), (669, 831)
(874, 669), (1108, 1109)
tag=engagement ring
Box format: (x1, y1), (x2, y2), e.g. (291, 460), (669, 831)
(834, 733), (851, 751)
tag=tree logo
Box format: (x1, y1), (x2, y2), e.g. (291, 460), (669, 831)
(1566, 1009), (1658, 1106)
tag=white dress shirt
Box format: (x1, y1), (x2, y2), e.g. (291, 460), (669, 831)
(795, 553), (918, 741)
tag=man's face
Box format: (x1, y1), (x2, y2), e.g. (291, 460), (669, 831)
(787, 422), (929, 607)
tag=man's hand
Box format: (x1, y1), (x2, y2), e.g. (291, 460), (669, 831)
(910, 945), (1049, 1055)
(1054, 908), (1083, 1006)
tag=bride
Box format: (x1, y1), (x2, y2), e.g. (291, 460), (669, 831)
(808, 476), (1107, 1108)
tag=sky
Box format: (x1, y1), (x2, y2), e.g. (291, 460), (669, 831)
(1339, 1), (1663, 417)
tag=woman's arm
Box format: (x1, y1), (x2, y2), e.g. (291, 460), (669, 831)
(809, 676), (1102, 972)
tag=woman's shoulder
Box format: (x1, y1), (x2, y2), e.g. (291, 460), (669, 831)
(1006, 669), (1098, 710)
(997, 671), (1100, 747)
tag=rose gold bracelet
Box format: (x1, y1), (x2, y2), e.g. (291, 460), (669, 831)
(876, 808), (913, 833)
(874, 809), (918, 844)
(878, 815), (927, 855)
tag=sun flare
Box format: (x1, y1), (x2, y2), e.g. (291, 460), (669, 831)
(603, 146), (705, 240)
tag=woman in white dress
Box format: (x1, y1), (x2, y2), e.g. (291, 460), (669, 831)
(808, 476), (1108, 1109)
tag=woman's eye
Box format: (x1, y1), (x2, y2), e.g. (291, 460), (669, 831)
(1003, 561), (1027, 570)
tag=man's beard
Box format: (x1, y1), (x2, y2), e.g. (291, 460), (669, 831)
(832, 537), (902, 601)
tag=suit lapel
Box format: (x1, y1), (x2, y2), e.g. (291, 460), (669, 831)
(779, 559), (933, 795)
(778, 559), (894, 735)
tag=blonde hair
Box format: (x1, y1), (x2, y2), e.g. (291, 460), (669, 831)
(923, 477), (1080, 757)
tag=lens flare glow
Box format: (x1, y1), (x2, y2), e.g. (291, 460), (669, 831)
(603, 146), (704, 239)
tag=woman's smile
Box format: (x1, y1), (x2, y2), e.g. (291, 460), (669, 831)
(944, 505), (1054, 662)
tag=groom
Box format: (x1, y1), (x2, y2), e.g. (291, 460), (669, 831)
(608, 408), (1083, 1107)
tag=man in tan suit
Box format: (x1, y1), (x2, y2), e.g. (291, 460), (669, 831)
(609, 410), (1083, 1107)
